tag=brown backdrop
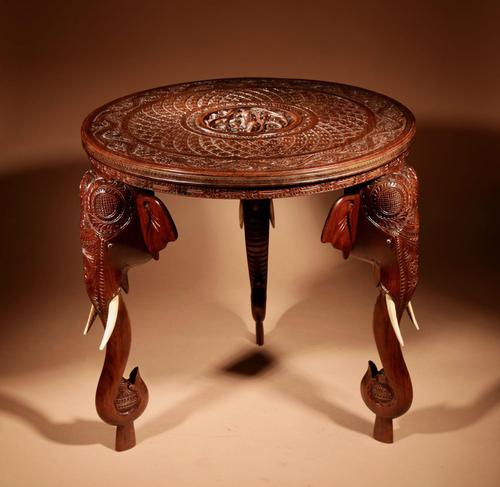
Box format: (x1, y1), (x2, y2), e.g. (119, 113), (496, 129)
(1, 1), (499, 486)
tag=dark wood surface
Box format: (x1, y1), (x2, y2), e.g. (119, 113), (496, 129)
(82, 78), (415, 198)
(241, 199), (273, 346)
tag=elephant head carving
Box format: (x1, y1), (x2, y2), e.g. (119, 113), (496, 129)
(80, 170), (178, 349)
(322, 166), (419, 346)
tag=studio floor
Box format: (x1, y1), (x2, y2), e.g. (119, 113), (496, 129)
(1, 257), (498, 487)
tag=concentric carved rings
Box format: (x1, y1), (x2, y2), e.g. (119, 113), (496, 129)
(84, 177), (133, 240)
(94, 191), (124, 221)
(362, 166), (418, 237)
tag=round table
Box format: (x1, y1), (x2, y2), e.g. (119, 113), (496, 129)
(79, 78), (420, 450)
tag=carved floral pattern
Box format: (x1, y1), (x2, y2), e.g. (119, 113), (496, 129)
(90, 153), (408, 199)
(85, 79), (413, 175)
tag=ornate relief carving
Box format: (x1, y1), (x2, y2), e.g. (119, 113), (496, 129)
(360, 166), (419, 308)
(80, 171), (133, 314)
(84, 78), (413, 181)
(368, 379), (396, 407)
(84, 177), (133, 240)
(90, 152), (407, 200)
(361, 166), (418, 239)
(114, 377), (140, 414)
(80, 171), (177, 451)
(80, 170), (177, 314)
(202, 106), (296, 134)
(322, 167), (419, 441)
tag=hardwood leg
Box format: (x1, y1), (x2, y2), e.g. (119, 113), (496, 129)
(321, 166), (419, 442)
(240, 199), (273, 346)
(373, 416), (393, 444)
(116, 422), (136, 452)
(80, 169), (177, 450)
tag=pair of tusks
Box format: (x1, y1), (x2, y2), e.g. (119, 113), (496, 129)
(83, 292), (121, 351)
(384, 292), (420, 348)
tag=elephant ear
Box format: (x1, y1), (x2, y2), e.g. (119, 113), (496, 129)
(321, 194), (360, 259)
(136, 194), (178, 260)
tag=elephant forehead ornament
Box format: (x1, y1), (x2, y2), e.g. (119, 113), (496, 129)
(322, 165), (420, 347)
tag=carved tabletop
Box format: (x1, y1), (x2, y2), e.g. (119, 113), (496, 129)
(82, 78), (415, 198)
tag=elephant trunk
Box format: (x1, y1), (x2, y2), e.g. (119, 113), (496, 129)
(95, 295), (148, 451)
(360, 291), (413, 442)
(241, 199), (271, 346)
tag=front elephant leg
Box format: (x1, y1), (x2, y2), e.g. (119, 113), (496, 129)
(322, 166), (420, 443)
(80, 169), (177, 451)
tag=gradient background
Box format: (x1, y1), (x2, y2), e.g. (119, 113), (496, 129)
(1, 1), (499, 486)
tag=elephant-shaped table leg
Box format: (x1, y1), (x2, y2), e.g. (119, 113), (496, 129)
(321, 166), (420, 443)
(80, 169), (178, 451)
(240, 199), (274, 346)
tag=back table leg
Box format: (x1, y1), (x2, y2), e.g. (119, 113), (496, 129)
(240, 199), (274, 346)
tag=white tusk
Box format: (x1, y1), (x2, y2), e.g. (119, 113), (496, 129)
(83, 304), (97, 335)
(406, 301), (420, 330)
(99, 293), (120, 351)
(385, 293), (405, 347)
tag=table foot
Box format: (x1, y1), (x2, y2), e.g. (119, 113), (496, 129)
(240, 200), (273, 346)
(373, 416), (393, 443)
(116, 422), (136, 451)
